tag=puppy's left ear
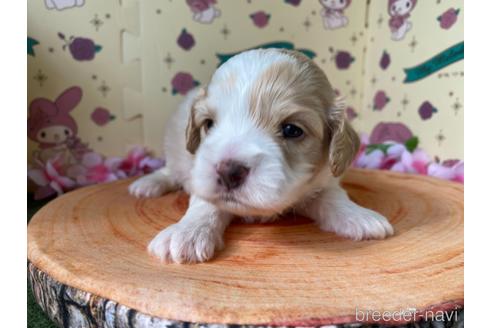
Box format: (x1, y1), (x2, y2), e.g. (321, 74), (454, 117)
(327, 97), (360, 177)
(185, 87), (207, 154)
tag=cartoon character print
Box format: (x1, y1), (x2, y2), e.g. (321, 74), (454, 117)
(44, 0), (84, 11)
(186, 0), (221, 24)
(28, 86), (90, 163)
(319, 0), (351, 30)
(388, 0), (417, 41)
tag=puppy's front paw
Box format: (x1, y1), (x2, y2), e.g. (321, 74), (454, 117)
(129, 175), (166, 198)
(321, 206), (394, 241)
(147, 223), (224, 263)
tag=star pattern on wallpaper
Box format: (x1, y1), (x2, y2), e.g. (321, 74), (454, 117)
(436, 130), (446, 146)
(220, 25), (231, 39)
(33, 69), (48, 87)
(377, 14), (384, 28)
(408, 36), (418, 52)
(98, 81), (111, 97)
(401, 95), (410, 110)
(90, 14), (104, 31)
(163, 53), (175, 69)
(452, 98), (462, 115)
(349, 87), (357, 98)
(303, 17), (312, 30)
(350, 33), (358, 45)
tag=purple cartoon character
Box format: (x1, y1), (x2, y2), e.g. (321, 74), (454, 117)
(319, 0), (351, 30)
(388, 0), (417, 41)
(186, 0), (221, 24)
(28, 86), (90, 163)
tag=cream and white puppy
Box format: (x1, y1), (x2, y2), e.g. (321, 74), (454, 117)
(129, 49), (393, 263)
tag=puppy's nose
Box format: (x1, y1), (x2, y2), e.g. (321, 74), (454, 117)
(216, 160), (250, 190)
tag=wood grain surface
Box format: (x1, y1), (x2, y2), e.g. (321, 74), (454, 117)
(27, 168), (464, 325)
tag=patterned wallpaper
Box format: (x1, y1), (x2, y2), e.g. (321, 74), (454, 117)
(27, 0), (463, 167)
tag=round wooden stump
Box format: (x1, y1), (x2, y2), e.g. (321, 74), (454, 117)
(28, 169), (463, 327)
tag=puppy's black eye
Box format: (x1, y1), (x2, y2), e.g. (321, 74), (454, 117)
(340, 0), (344, 4)
(204, 119), (214, 131)
(40, 132), (46, 138)
(64, 129), (70, 136)
(282, 124), (304, 139)
(406, 1), (410, 8)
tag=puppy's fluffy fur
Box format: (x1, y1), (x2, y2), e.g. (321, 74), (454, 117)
(129, 49), (393, 263)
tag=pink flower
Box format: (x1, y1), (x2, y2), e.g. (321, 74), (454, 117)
(171, 72), (199, 95)
(373, 90), (390, 111)
(356, 149), (385, 169)
(119, 146), (165, 177)
(438, 8), (460, 30)
(68, 152), (126, 186)
(391, 149), (430, 175)
(28, 155), (75, 199)
(428, 160), (464, 183)
(355, 143), (405, 170)
(352, 133), (463, 184)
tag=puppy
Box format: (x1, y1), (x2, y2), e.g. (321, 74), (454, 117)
(129, 49), (393, 263)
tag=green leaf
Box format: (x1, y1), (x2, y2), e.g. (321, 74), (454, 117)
(405, 136), (419, 152)
(365, 143), (391, 155)
(94, 45), (103, 53)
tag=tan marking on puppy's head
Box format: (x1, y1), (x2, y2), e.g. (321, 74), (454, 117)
(186, 87), (209, 154)
(248, 49), (359, 177)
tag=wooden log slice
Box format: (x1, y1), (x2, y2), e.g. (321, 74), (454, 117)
(28, 168), (464, 326)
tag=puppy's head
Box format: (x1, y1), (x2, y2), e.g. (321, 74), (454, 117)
(187, 49), (359, 216)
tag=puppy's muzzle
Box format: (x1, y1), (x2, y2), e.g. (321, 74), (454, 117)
(216, 160), (250, 191)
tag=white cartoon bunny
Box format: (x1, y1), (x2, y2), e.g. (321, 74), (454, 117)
(388, 0), (417, 41)
(186, 0), (221, 24)
(44, 0), (85, 11)
(319, 0), (351, 30)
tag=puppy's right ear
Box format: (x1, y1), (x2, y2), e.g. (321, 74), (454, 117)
(185, 88), (206, 154)
(327, 97), (360, 177)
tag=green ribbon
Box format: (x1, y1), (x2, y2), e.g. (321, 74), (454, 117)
(216, 41), (316, 66)
(28, 37), (39, 57)
(403, 41), (464, 83)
